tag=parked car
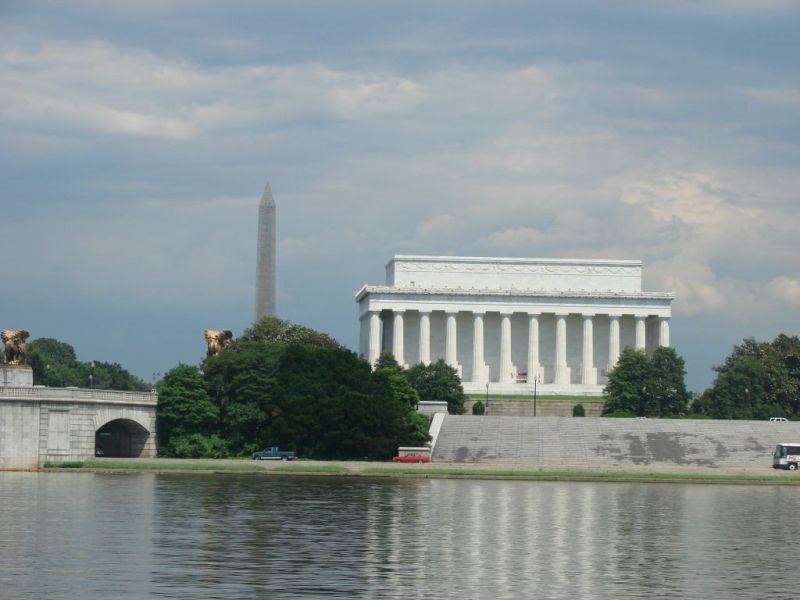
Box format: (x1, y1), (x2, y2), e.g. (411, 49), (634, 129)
(770, 417), (788, 422)
(252, 447), (296, 460)
(392, 453), (430, 464)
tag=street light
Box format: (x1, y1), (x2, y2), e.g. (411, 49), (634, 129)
(89, 361), (94, 389)
(485, 382), (489, 416)
(533, 375), (538, 416)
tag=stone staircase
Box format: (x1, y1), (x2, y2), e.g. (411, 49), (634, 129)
(431, 415), (800, 470)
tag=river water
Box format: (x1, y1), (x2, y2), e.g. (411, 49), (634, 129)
(1, 472), (798, 599)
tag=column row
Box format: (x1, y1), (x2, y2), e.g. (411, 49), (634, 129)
(367, 310), (670, 384)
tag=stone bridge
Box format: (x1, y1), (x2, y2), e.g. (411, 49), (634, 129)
(0, 367), (157, 469)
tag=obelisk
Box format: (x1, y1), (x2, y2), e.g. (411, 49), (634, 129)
(255, 183), (276, 321)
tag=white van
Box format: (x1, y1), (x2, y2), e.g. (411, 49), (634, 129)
(772, 443), (800, 470)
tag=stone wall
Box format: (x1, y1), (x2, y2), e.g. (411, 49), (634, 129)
(464, 399), (604, 417)
(0, 401), (41, 468)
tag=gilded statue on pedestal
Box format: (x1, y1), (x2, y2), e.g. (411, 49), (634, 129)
(204, 329), (233, 358)
(1, 329), (30, 365)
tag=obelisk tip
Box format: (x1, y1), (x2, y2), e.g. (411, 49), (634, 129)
(260, 183), (275, 206)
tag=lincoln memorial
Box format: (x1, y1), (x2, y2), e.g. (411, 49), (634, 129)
(356, 255), (674, 395)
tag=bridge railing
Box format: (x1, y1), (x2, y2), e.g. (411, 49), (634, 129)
(0, 386), (158, 406)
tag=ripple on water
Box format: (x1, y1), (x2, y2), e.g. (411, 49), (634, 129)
(1, 473), (800, 599)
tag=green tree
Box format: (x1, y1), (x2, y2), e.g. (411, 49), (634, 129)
(374, 352), (401, 370)
(373, 352), (420, 409)
(266, 344), (428, 459)
(698, 335), (800, 419)
(202, 320), (428, 459)
(28, 338), (81, 387)
(84, 361), (149, 391)
(649, 347), (690, 417)
(406, 359), (466, 414)
(603, 348), (653, 416)
(27, 338), (147, 391)
(203, 341), (283, 455)
(239, 317), (341, 348)
(602, 347), (689, 417)
(156, 364), (222, 457)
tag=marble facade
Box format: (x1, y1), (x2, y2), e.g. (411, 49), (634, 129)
(356, 255), (674, 395)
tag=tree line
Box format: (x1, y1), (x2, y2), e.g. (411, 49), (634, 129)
(27, 338), (149, 391)
(156, 318), (466, 459)
(25, 321), (800, 454)
(602, 334), (800, 420)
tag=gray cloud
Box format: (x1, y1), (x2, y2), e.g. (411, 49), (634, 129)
(1, 2), (798, 390)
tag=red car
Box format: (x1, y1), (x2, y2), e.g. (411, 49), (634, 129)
(392, 453), (430, 464)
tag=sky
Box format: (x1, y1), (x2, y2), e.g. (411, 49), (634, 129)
(1, 0), (799, 392)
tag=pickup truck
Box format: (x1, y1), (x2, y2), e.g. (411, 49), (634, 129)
(252, 447), (297, 461)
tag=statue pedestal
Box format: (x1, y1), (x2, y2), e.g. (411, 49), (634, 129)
(1, 365), (33, 387)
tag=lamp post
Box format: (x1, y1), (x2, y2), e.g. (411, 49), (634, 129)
(89, 361), (94, 389)
(533, 376), (538, 416)
(745, 387), (750, 418)
(485, 382), (489, 416)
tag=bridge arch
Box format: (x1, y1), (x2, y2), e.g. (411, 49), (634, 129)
(95, 418), (151, 458)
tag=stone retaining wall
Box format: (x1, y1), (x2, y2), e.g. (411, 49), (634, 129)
(464, 399), (604, 417)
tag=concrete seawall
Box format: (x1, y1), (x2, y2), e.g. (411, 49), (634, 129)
(432, 415), (800, 472)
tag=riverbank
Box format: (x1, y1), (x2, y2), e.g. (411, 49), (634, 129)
(39, 457), (800, 485)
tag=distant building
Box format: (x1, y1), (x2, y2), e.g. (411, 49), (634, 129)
(355, 255), (674, 395)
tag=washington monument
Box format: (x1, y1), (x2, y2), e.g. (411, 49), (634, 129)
(255, 183), (276, 320)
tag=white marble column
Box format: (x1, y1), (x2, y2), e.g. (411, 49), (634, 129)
(554, 314), (570, 385)
(499, 312), (513, 383)
(607, 315), (620, 372)
(581, 315), (597, 385)
(392, 311), (405, 367)
(472, 312), (487, 383)
(527, 314), (540, 384)
(367, 311), (381, 367)
(445, 311), (461, 375)
(635, 316), (647, 351)
(418, 311), (431, 365)
(659, 317), (670, 347)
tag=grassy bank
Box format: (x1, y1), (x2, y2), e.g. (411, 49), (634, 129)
(45, 460), (264, 473)
(41, 459), (800, 485)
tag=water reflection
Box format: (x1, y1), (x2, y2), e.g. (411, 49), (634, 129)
(1, 473), (800, 599)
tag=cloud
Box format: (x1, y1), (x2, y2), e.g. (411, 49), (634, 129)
(767, 277), (800, 307)
(1, 2), (798, 392)
(0, 35), (425, 141)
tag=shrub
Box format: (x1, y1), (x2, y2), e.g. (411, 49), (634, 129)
(164, 433), (230, 458)
(472, 400), (486, 415)
(572, 403), (585, 417)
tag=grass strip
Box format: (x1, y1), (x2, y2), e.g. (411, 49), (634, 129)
(271, 464), (349, 474)
(360, 467), (800, 484)
(75, 460), (263, 473)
